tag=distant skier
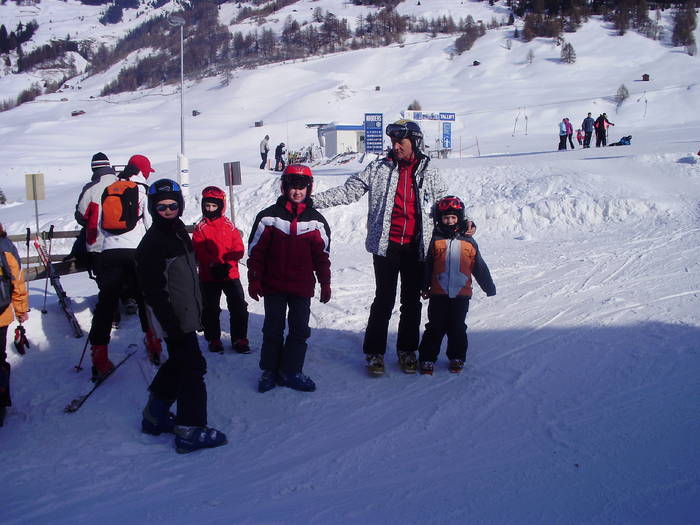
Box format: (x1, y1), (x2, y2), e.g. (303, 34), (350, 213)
(259, 135), (270, 170)
(137, 179), (228, 454)
(558, 118), (568, 150)
(274, 142), (286, 172)
(576, 129), (584, 146)
(595, 113), (614, 147)
(581, 112), (595, 148)
(565, 118), (575, 149)
(0, 223), (29, 427)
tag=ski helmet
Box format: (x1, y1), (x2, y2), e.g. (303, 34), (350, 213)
(281, 164), (313, 199)
(147, 178), (184, 217)
(434, 195), (466, 226)
(201, 185), (226, 219)
(385, 119), (424, 153)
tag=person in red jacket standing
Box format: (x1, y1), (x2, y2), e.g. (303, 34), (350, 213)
(247, 165), (331, 393)
(192, 186), (250, 354)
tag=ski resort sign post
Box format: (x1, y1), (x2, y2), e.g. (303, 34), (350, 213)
(25, 172), (45, 237)
(404, 110), (455, 157)
(364, 113), (384, 154)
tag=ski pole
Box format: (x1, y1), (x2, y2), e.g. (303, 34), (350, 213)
(74, 336), (90, 372)
(40, 225), (55, 314)
(25, 227), (30, 269)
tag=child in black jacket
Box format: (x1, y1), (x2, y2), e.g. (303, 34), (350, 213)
(136, 179), (227, 454)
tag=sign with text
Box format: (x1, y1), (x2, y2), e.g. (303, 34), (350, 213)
(442, 122), (452, 150)
(25, 173), (45, 200)
(364, 113), (384, 153)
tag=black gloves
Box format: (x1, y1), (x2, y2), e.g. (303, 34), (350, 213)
(211, 262), (231, 281)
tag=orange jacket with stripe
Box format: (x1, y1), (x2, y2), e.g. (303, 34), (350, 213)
(424, 227), (496, 299)
(1, 250), (29, 327)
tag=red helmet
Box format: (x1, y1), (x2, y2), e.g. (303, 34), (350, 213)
(281, 164), (313, 197)
(202, 185), (226, 217)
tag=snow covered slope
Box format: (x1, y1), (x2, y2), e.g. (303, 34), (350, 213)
(0, 3), (699, 524)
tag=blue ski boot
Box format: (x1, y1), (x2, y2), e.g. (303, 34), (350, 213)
(258, 370), (277, 393)
(141, 394), (176, 435)
(277, 371), (316, 392)
(174, 425), (227, 454)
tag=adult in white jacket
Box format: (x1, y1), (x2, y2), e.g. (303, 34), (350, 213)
(88, 154), (156, 378)
(313, 119), (450, 375)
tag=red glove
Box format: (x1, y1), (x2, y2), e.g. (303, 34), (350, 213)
(320, 283), (331, 304)
(248, 281), (263, 301)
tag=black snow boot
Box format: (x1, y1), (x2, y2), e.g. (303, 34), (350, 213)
(141, 394), (176, 435)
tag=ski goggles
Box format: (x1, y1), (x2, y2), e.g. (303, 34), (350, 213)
(437, 197), (464, 212)
(386, 122), (421, 140)
(155, 203), (180, 212)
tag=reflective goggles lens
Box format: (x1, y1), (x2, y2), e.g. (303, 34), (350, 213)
(155, 203), (179, 212)
(438, 198), (463, 211)
(386, 123), (410, 139)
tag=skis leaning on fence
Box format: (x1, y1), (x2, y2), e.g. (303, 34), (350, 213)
(64, 345), (137, 413)
(33, 236), (84, 338)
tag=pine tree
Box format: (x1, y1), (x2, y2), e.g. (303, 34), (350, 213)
(560, 41), (576, 63)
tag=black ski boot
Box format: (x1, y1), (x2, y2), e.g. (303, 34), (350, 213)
(142, 394), (176, 435)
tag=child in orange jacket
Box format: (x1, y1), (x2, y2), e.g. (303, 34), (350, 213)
(192, 186), (250, 354)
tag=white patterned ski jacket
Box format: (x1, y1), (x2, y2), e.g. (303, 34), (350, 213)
(313, 153), (448, 261)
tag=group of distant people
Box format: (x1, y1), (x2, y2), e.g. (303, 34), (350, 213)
(259, 135), (287, 171)
(559, 112), (616, 149)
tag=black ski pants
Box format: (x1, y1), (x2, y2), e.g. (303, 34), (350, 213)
(567, 133), (575, 149)
(418, 295), (470, 362)
(595, 129), (606, 147)
(558, 135), (567, 150)
(260, 294), (310, 375)
(583, 131), (593, 148)
(200, 279), (249, 343)
(260, 151), (268, 170)
(89, 249), (148, 346)
(149, 331), (207, 427)
(0, 326), (10, 407)
(363, 242), (423, 356)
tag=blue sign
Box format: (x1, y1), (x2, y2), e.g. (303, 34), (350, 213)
(439, 112), (456, 121)
(442, 122), (452, 149)
(364, 113), (384, 153)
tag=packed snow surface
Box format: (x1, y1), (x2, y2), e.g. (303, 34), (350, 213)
(0, 1), (699, 523)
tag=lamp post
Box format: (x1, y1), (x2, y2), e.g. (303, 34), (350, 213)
(168, 14), (189, 196)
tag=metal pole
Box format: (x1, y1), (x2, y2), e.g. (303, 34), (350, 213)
(31, 175), (40, 237)
(180, 24), (185, 156)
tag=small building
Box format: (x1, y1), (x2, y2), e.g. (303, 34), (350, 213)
(642, 73), (650, 81)
(317, 123), (365, 157)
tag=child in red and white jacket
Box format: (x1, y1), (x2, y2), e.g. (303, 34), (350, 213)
(192, 186), (250, 354)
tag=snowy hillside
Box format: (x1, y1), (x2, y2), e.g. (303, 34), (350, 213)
(1, 1), (700, 523)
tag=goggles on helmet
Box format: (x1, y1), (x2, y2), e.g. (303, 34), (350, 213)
(437, 196), (464, 212)
(386, 121), (422, 141)
(148, 179), (181, 195)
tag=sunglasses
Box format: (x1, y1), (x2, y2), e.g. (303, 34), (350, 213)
(155, 203), (179, 212)
(437, 197), (463, 211)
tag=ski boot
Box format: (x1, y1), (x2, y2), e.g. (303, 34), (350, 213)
(91, 345), (115, 382)
(0, 405), (5, 427)
(174, 425), (227, 454)
(366, 354), (385, 376)
(419, 360), (434, 375)
(141, 394), (176, 435)
(397, 351), (418, 374)
(208, 339), (224, 354)
(258, 370), (277, 393)
(277, 371), (316, 392)
(144, 329), (163, 365)
(232, 338), (251, 354)
(448, 359), (464, 374)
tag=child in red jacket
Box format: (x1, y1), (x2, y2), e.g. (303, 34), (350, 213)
(247, 165), (331, 393)
(192, 186), (250, 354)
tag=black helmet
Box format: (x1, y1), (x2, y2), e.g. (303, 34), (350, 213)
(147, 178), (184, 217)
(386, 119), (424, 152)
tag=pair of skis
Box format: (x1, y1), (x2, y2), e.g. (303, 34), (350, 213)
(32, 226), (83, 338)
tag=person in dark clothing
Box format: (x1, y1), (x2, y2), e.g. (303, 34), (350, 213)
(595, 113), (614, 147)
(192, 186), (250, 354)
(417, 196), (496, 375)
(137, 179), (227, 454)
(248, 165), (331, 393)
(274, 142), (286, 172)
(581, 113), (595, 148)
